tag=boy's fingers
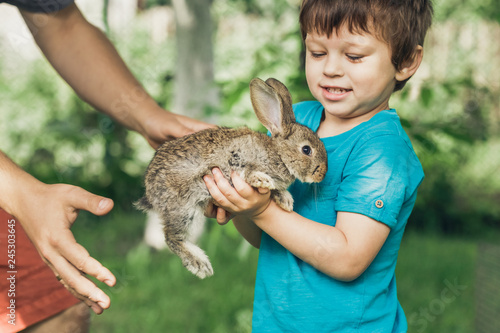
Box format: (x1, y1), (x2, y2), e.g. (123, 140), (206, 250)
(211, 168), (241, 205)
(204, 175), (224, 201)
(257, 187), (270, 194)
(217, 207), (232, 225)
(230, 171), (270, 198)
(230, 172), (259, 198)
(204, 174), (236, 210)
(202, 176), (233, 224)
(204, 201), (218, 218)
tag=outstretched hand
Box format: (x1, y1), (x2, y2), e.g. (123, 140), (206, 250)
(203, 168), (271, 224)
(14, 182), (116, 314)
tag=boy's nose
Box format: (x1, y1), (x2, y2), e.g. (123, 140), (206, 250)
(323, 56), (344, 77)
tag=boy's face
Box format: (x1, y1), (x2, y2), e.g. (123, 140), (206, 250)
(305, 26), (401, 131)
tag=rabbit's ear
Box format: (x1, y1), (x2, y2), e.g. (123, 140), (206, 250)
(250, 78), (296, 136)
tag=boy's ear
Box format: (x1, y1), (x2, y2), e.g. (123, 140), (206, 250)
(395, 45), (423, 81)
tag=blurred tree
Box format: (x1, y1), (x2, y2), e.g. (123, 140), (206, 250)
(433, 0), (500, 23)
(171, 0), (219, 119)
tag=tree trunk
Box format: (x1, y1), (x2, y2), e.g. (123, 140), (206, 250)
(171, 0), (219, 119)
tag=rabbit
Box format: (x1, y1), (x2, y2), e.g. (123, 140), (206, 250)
(135, 78), (328, 279)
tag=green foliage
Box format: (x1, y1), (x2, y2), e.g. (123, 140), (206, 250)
(211, 0), (303, 129)
(394, 77), (500, 234)
(391, 19), (500, 234)
(142, 0), (171, 9)
(433, 0), (500, 23)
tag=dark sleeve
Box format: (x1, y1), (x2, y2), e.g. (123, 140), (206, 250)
(2, 0), (74, 13)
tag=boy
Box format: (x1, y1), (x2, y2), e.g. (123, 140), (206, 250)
(204, 0), (433, 331)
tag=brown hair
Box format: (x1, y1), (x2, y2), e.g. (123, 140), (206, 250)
(299, 0), (433, 91)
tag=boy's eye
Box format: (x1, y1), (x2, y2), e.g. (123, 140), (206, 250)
(346, 54), (363, 62)
(310, 52), (326, 58)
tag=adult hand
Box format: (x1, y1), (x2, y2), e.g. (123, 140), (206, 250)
(13, 182), (116, 314)
(140, 109), (214, 149)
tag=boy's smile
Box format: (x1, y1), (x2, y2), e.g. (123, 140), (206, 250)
(305, 27), (409, 136)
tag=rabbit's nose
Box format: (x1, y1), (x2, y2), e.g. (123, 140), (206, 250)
(311, 163), (327, 182)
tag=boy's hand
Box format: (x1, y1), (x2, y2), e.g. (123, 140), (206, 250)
(203, 168), (271, 224)
(204, 199), (234, 225)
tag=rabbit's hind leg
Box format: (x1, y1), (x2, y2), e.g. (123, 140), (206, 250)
(177, 241), (213, 279)
(162, 209), (213, 279)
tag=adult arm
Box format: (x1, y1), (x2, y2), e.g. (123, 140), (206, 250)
(20, 3), (212, 148)
(7, 3), (212, 314)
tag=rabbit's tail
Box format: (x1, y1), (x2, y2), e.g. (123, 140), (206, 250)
(134, 196), (153, 211)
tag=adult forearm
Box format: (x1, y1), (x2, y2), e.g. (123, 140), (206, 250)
(0, 151), (43, 216)
(20, 5), (157, 136)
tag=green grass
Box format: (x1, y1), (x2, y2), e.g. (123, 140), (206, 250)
(73, 211), (480, 332)
(397, 233), (477, 333)
(74, 210), (257, 332)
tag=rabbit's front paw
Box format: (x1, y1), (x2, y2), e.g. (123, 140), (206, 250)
(247, 171), (276, 190)
(273, 190), (294, 212)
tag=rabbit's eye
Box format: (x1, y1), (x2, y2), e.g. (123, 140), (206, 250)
(302, 145), (312, 156)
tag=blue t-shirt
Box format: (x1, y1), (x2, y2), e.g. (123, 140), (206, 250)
(252, 101), (424, 332)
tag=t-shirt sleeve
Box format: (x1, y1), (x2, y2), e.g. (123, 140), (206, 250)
(3, 0), (75, 13)
(335, 134), (422, 228)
